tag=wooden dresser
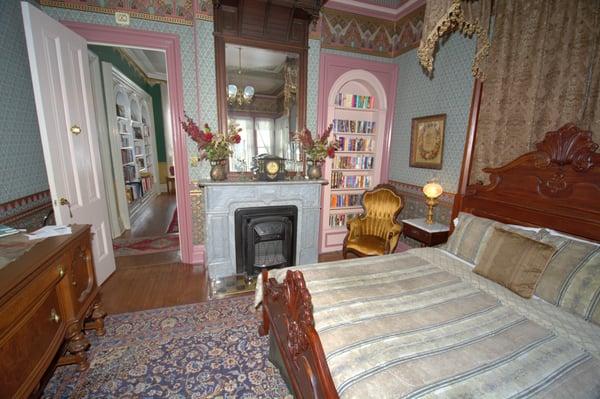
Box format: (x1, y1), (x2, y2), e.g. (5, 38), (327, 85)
(0, 225), (106, 398)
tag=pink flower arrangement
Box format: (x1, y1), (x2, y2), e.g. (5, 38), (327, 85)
(299, 124), (339, 162)
(181, 115), (241, 161)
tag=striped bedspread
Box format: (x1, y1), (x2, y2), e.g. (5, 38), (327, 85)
(256, 248), (600, 398)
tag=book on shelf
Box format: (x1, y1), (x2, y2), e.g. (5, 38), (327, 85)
(123, 164), (136, 181)
(121, 148), (134, 164)
(120, 135), (130, 147)
(332, 119), (375, 134)
(333, 155), (374, 170)
(331, 172), (372, 189)
(328, 212), (360, 228)
(335, 93), (375, 109)
(337, 137), (374, 152)
(330, 193), (362, 208)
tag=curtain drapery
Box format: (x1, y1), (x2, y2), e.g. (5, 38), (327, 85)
(470, 0), (600, 184)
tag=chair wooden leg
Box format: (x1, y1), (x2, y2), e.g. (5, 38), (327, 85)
(342, 247), (348, 259)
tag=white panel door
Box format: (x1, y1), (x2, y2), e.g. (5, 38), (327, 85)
(21, 2), (116, 284)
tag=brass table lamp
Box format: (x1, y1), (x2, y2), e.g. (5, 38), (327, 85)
(422, 180), (443, 224)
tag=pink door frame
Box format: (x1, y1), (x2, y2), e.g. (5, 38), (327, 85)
(63, 22), (200, 264)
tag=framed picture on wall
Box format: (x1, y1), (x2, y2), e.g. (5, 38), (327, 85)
(409, 114), (446, 169)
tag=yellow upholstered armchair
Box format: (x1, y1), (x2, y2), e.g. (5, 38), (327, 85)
(342, 184), (404, 258)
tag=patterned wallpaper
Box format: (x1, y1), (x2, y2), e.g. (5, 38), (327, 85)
(192, 19), (216, 180)
(0, 0), (49, 206)
(319, 7), (424, 58)
(307, 39), (321, 133)
(389, 34), (476, 193)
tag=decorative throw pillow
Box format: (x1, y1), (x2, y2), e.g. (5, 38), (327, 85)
(445, 212), (544, 265)
(473, 227), (556, 298)
(534, 230), (600, 325)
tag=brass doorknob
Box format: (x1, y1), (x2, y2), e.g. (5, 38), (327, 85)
(70, 125), (82, 135)
(57, 265), (65, 278)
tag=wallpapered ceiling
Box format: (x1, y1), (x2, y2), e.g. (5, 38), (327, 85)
(389, 33), (476, 193)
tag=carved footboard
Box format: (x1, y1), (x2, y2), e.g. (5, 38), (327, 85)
(259, 269), (339, 399)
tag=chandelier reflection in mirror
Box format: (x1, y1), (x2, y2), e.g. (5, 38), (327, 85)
(227, 47), (255, 106)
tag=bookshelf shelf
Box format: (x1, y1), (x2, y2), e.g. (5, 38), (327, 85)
(333, 106), (379, 112)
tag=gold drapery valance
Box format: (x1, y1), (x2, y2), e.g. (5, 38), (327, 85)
(417, 0), (491, 80)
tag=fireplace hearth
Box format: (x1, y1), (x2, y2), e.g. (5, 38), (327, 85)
(235, 206), (297, 276)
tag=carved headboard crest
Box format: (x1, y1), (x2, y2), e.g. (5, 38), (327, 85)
(534, 123), (598, 172)
(461, 123), (600, 241)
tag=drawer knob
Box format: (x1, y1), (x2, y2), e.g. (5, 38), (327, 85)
(49, 308), (61, 323)
(57, 265), (65, 278)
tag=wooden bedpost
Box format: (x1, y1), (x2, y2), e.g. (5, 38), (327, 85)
(261, 270), (339, 399)
(452, 79), (483, 228)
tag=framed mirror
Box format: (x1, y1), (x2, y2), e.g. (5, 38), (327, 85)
(215, 38), (307, 174)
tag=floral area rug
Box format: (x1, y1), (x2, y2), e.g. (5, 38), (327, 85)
(112, 234), (180, 257)
(43, 295), (291, 398)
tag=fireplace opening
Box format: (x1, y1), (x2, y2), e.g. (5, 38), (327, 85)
(234, 206), (297, 276)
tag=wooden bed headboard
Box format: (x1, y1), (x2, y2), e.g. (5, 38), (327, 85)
(454, 123), (600, 241)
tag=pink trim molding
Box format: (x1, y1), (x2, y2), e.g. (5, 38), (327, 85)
(63, 22), (198, 264)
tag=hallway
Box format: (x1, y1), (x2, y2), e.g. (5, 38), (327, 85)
(118, 193), (177, 239)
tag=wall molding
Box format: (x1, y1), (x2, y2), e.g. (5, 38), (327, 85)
(40, 0), (194, 26)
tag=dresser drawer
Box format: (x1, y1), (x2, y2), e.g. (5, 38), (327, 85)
(0, 287), (65, 398)
(403, 223), (429, 243)
(0, 257), (66, 337)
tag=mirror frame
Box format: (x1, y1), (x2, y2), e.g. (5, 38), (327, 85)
(214, 35), (308, 172)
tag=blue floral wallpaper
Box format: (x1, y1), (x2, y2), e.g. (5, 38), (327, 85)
(389, 34), (476, 193)
(0, 0), (49, 204)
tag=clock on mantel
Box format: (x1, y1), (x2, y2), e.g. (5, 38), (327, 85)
(255, 155), (286, 181)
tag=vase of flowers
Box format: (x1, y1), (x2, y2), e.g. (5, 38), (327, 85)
(181, 115), (241, 181)
(299, 124), (338, 180)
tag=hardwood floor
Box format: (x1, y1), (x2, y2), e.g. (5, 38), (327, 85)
(119, 193), (177, 239)
(99, 250), (346, 315)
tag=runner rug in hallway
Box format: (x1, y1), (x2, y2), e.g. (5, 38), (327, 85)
(43, 295), (291, 398)
(112, 234), (180, 257)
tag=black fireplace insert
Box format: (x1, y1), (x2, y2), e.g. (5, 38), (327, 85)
(234, 206), (297, 276)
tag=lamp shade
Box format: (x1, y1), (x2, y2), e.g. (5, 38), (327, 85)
(423, 181), (443, 199)
(227, 84), (238, 98)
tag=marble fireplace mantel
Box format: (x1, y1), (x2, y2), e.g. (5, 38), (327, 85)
(200, 179), (327, 279)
